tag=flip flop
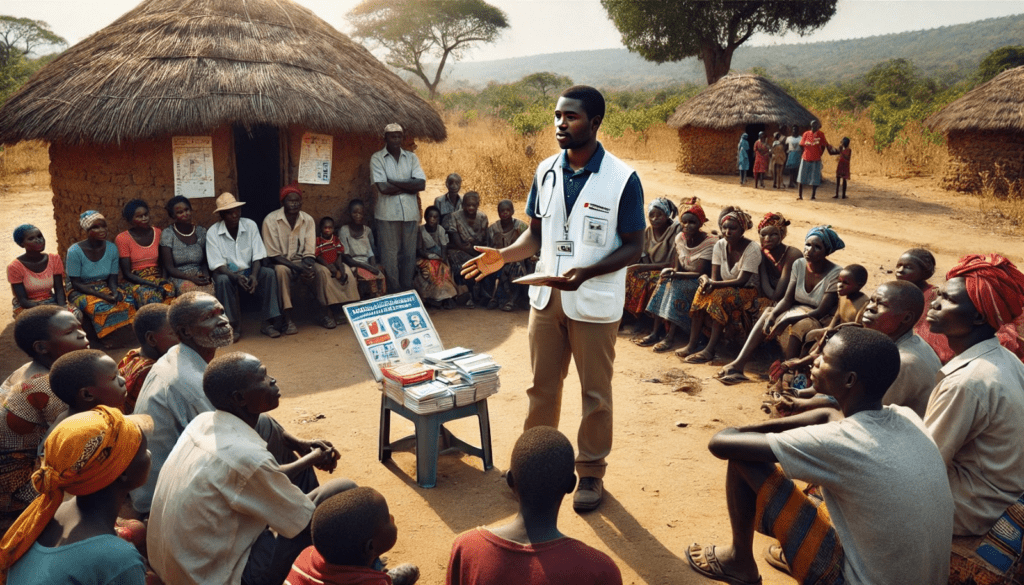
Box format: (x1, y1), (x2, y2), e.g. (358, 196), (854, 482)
(715, 373), (751, 386)
(653, 339), (674, 353)
(763, 544), (791, 575)
(683, 351), (714, 364)
(635, 335), (661, 347)
(686, 543), (762, 585)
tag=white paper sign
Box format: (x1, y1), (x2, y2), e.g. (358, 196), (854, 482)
(298, 132), (333, 185)
(171, 136), (215, 199)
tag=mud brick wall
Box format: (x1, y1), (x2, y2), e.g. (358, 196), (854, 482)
(942, 131), (1024, 195)
(676, 125), (789, 176)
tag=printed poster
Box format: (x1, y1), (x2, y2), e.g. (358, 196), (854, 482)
(171, 136), (215, 199)
(344, 291), (444, 381)
(297, 132), (333, 185)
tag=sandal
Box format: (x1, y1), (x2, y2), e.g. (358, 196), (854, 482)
(282, 319), (298, 335)
(653, 339), (675, 353)
(635, 333), (661, 347)
(683, 351), (714, 364)
(319, 315), (337, 330)
(501, 301), (515, 312)
(714, 371), (751, 385)
(686, 543), (762, 585)
(259, 323), (281, 339)
(763, 543), (791, 575)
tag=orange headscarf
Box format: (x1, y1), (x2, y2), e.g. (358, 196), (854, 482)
(0, 406), (143, 582)
(946, 253), (1024, 358)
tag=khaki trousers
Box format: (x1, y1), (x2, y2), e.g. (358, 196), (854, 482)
(525, 289), (618, 478)
(273, 263), (359, 310)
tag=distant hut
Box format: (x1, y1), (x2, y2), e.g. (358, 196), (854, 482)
(668, 74), (816, 175)
(926, 66), (1024, 195)
(0, 0), (446, 255)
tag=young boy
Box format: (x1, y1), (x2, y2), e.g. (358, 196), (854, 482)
(445, 427), (622, 585)
(50, 349), (128, 419)
(485, 200), (532, 311)
(833, 137), (851, 199)
(117, 303), (177, 414)
(434, 173), (463, 228)
(285, 487), (420, 585)
(316, 217), (352, 286)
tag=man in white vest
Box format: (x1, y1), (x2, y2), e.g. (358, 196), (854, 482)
(463, 86), (645, 512)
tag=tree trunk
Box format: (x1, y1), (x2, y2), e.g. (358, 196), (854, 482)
(700, 43), (735, 85)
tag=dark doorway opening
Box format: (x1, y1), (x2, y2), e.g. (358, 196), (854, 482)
(743, 123), (765, 172)
(233, 125), (281, 228)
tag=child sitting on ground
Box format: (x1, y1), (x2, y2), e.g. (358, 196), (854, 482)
(445, 427), (622, 585)
(285, 487), (420, 585)
(434, 173), (463, 228)
(338, 199), (387, 299)
(445, 191), (490, 308)
(414, 206), (458, 310)
(117, 303), (177, 414)
(486, 199), (533, 311)
(895, 248), (953, 363)
(833, 137), (852, 199)
(770, 132), (787, 189)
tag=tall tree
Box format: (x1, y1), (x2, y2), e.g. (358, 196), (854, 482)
(600, 0), (838, 85)
(0, 16), (65, 103)
(976, 45), (1024, 84)
(348, 0), (509, 99)
(520, 72), (573, 99)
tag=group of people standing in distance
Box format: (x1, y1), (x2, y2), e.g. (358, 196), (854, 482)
(739, 121), (852, 200)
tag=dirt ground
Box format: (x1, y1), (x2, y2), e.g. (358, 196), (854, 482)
(2, 163), (1023, 585)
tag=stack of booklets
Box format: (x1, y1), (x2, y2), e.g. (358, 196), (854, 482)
(381, 363), (434, 404)
(402, 380), (454, 414)
(381, 349), (501, 411)
(452, 353), (501, 403)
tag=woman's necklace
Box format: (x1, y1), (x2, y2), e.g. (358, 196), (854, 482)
(174, 223), (196, 238)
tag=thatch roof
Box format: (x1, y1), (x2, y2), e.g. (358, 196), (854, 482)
(0, 0), (446, 145)
(667, 74), (816, 130)
(926, 66), (1024, 134)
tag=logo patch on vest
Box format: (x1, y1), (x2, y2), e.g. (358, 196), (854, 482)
(584, 202), (611, 213)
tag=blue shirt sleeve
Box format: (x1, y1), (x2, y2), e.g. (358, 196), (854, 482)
(525, 176), (540, 220)
(617, 172), (646, 234)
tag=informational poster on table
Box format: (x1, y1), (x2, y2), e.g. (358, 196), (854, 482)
(297, 132), (333, 185)
(171, 136), (215, 199)
(344, 291), (444, 381)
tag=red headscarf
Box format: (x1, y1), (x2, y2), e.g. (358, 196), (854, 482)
(280, 183), (302, 202)
(946, 254), (1024, 357)
(679, 196), (707, 225)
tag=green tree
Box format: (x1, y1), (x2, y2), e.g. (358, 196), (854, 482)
(0, 16), (66, 103)
(976, 45), (1024, 84)
(600, 0), (838, 85)
(519, 72), (573, 98)
(348, 0), (509, 99)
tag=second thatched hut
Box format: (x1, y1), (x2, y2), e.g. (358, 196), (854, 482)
(668, 74), (817, 175)
(926, 65), (1024, 195)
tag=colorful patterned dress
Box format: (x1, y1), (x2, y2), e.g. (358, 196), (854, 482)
(414, 226), (458, 302)
(646, 232), (718, 330)
(65, 241), (136, 339)
(116, 228), (175, 307)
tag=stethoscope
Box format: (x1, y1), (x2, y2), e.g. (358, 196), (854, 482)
(535, 154), (562, 220)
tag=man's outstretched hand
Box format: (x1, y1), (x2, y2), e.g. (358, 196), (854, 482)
(461, 247), (504, 281)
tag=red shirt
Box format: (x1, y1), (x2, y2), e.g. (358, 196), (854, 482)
(285, 547), (392, 585)
(445, 528), (622, 585)
(116, 348), (155, 414)
(316, 235), (345, 265)
(800, 130), (830, 162)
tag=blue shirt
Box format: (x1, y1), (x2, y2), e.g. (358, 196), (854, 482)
(9, 534), (145, 585)
(65, 241), (120, 281)
(525, 143), (645, 235)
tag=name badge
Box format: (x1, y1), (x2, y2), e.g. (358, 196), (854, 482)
(555, 241), (574, 256)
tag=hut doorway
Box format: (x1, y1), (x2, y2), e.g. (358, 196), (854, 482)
(744, 123), (765, 170)
(233, 125), (281, 227)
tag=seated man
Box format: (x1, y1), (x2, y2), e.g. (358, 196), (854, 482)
(446, 427), (622, 585)
(148, 352), (355, 585)
(924, 254), (1024, 536)
(263, 184), (360, 331)
(689, 327), (953, 585)
(206, 192), (282, 339)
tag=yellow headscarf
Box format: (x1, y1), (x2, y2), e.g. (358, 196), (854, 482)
(0, 406), (143, 582)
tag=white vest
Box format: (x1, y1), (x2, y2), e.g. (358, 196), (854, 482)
(529, 150), (635, 323)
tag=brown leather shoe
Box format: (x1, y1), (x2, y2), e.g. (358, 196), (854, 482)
(573, 477), (604, 512)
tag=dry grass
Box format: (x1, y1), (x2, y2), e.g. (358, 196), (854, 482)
(976, 168), (1024, 230)
(601, 124), (678, 163)
(0, 141), (49, 188)
(817, 109), (948, 179)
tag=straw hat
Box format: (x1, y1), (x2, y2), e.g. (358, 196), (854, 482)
(213, 192), (245, 213)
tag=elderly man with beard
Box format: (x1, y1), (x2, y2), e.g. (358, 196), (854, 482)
(131, 292), (337, 516)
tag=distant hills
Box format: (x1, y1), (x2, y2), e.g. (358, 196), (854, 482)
(436, 13), (1024, 90)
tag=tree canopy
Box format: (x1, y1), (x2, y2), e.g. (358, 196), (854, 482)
(600, 0), (838, 85)
(0, 16), (66, 103)
(348, 0), (509, 99)
(976, 45), (1024, 84)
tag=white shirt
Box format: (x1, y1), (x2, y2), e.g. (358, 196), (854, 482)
(148, 411), (314, 585)
(206, 218), (268, 272)
(883, 331), (942, 418)
(369, 147), (426, 222)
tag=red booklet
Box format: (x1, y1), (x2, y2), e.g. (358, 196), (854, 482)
(381, 362), (434, 385)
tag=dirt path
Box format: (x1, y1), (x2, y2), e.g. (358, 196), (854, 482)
(2, 168), (1021, 585)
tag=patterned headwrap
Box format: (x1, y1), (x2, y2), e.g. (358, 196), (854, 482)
(647, 197), (678, 220)
(805, 225), (845, 255)
(0, 407), (145, 582)
(902, 248), (936, 280)
(757, 212), (790, 240)
(719, 207), (753, 231)
(79, 210), (104, 231)
(12, 224), (36, 246)
(679, 197), (707, 225)
(280, 183), (303, 202)
(946, 254), (1024, 357)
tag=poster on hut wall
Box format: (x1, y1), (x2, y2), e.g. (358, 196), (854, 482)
(171, 136), (215, 199)
(344, 291), (444, 381)
(298, 132), (333, 185)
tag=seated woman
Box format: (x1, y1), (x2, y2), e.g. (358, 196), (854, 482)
(0, 306), (89, 532)
(485, 199), (533, 312)
(626, 197), (682, 339)
(66, 211), (136, 344)
(7, 225), (77, 320)
(160, 195), (215, 296)
(0, 406), (151, 585)
(338, 199), (386, 299)
(643, 198), (716, 352)
(718, 225), (845, 383)
(116, 199), (175, 308)
(414, 206), (458, 309)
(756, 212), (801, 303)
(445, 191), (490, 308)
(678, 207), (767, 364)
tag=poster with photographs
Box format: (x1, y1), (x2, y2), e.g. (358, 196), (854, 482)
(344, 291), (444, 381)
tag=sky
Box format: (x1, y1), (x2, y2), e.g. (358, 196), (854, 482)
(5, 0), (1024, 62)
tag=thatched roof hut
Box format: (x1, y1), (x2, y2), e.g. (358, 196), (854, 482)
(667, 74), (817, 175)
(0, 0), (446, 253)
(926, 66), (1024, 194)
